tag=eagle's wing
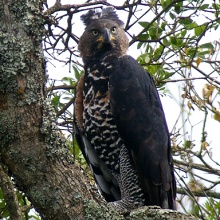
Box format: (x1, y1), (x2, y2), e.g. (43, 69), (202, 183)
(109, 55), (176, 209)
(74, 125), (121, 202)
(74, 74), (121, 202)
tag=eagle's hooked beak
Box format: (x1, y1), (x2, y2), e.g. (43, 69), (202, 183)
(103, 28), (111, 44)
(96, 28), (115, 50)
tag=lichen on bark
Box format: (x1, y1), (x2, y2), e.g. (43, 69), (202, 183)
(0, 0), (46, 147)
(83, 200), (124, 220)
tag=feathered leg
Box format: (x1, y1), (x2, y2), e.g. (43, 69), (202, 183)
(108, 145), (145, 213)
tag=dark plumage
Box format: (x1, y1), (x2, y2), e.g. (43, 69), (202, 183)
(74, 7), (176, 213)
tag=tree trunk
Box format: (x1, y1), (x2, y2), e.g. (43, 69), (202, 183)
(0, 0), (100, 219)
(0, 1), (200, 219)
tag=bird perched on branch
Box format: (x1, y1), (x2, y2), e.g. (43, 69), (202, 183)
(74, 7), (176, 213)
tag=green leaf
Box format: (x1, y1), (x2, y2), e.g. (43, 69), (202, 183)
(153, 45), (164, 61)
(212, 3), (220, 10)
(179, 17), (193, 25)
(186, 47), (197, 57)
(174, 1), (183, 14)
(187, 21), (198, 30)
(51, 95), (61, 106)
(169, 12), (176, 20)
(138, 21), (149, 28)
(62, 76), (75, 85)
(72, 65), (82, 81)
(145, 44), (153, 54)
(214, 24), (219, 30)
(170, 36), (177, 45)
(200, 43), (214, 49)
(199, 4), (209, 10)
(170, 36), (183, 48)
(161, 21), (167, 30)
(197, 50), (212, 58)
(144, 54), (151, 63)
(137, 53), (151, 65)
(161, 0), (172, 9)
(193, 204), (200, 215)
(162, 38), (170, 46)
(181, 29), (187, 37)
(184, 140), (192, 148)
(137, 42), (143, 49)
(148, 26), (163, 39)
(0, 200), (6, 209)
(194, 25), (206, 36)
(137, 34), (149, 40)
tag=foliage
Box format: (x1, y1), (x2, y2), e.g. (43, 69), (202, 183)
(204, 198), (220, 220)
(1, 0), (220, 219)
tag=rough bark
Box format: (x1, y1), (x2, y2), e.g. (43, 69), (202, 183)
(0, 0), (99, 219)
(0, 163), (23, 220)
(0, 0), (200, 219)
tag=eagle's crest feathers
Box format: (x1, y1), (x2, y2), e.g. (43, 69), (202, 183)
(80, 7), (124, 27)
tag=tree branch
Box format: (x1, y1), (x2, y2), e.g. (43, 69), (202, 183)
(47, 84), (76, 92)
(0, 164), (23, 220)
(177, 188), (220, 200)
(174, 159), (220, 176)
(129, 0), (184, 46)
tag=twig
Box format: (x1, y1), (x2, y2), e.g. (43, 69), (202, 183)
(173, 159), (220, 176)
(57, 97), (75, 117)
(129, 0), (185, 46)
(47, 84), (76, 92)
(177, 188), (220, 199)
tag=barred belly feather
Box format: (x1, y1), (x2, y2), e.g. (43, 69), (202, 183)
(83, 79), (121, 172)
(82, 60), (145, 212)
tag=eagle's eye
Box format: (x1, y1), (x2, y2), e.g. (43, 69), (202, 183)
(92, 30), (99, 36)
(111, 27), (117, 34)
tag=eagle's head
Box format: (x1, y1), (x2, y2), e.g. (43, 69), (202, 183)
(78, 7), (129, 63)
